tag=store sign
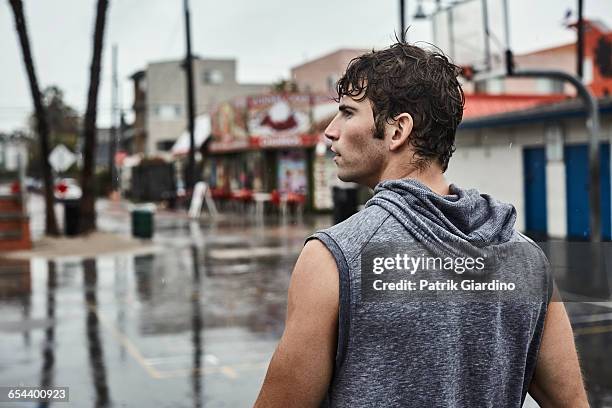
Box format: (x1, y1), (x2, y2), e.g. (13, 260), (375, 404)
(209, 139), (251, 153)
(251, 134), (319, 149)
(313, 151), (336, 210)
(278, 150), (307, 194)
(210, 98), (249, 143)
(248, 94), (311, 139)
(255, 134), (301, 148)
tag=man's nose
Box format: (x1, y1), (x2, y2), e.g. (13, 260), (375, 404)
(324, 119), (339, 141)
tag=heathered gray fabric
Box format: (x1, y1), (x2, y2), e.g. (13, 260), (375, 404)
(306, 179), (551, 408)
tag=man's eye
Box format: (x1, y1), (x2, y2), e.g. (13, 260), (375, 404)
(342, 110), (353, 118)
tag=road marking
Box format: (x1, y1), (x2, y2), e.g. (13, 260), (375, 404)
(571, 312), (612, 324)
(207, 246), (299, 260)
(88, 304), (162, 379)
(144, 354), (220, 366)
(582, 301), (612, 309)
(574, 324), (612, 337)
(154, 361), (270, 380)
(220, 366), (238, 379)
(87, 304), (271, 381)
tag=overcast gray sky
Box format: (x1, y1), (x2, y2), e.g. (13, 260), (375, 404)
(1, 0), (611, 133)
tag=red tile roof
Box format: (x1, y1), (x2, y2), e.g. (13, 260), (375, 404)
(463, 94), (568, 119)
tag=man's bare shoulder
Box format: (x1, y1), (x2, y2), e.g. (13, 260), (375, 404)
(314, 206), (391, 259)
(290, 240), (339, 299)
(301, 238), (336, 262)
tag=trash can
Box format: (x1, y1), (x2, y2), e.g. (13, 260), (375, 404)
(332, 185), (358, 224)
(64, 199), (80, 236)
(131, 203), (155, 239)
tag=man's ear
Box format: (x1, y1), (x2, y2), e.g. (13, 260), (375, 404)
(389, 113), (413, 152)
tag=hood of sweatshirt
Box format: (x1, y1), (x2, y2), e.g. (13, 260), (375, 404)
(366, 178), (517, 263)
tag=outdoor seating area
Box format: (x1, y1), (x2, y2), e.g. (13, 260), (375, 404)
(209, 187), (306, 220)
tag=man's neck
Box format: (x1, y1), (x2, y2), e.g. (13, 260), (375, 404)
(376, 165), (450, 196)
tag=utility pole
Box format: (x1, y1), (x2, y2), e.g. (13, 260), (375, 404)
(400, 0), (406, 42)
(184, 0), (197, 191)
(481, 0), (492, 72)
(109, 44), (118, 191)
(577, 0), (584, 79)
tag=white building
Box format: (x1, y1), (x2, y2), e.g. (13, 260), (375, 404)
(137, 57), (270, 155)
(449, 97), (612, 240)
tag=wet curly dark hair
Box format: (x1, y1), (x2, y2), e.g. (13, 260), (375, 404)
(335, 42), (465, 172)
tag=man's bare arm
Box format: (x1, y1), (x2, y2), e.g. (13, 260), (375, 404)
(254, 239), (339, 407)
(529, 300), (589, 407)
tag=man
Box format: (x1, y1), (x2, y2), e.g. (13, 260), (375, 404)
(254, 42), (588, 407)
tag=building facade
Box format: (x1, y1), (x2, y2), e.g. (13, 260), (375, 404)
(451, 97), (612, 240)
(291, 49), (369, 96)
(470, 19), (612, 97)
(136, 57), (269, 155)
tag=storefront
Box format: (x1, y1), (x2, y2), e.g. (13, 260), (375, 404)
(312, 148), (336, 210)
(206, 93), (336, 210)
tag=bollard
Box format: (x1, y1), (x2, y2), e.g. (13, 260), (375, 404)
(131, 203), (155, 239)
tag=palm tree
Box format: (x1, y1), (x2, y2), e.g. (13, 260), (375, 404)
(79, 0), (109, 233)
(8, 0), (59, 236)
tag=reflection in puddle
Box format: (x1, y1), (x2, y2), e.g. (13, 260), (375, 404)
(191, 245), (203, 408)
(83, 259), (111, 407)
(39, 261), (55, 408)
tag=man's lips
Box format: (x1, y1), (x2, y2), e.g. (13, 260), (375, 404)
(332, 149), (341, 163)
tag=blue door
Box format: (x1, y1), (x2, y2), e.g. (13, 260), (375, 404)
(564, 143), (611, 240)
(601, 144), (611, 240)
(523, 147), (547, 238)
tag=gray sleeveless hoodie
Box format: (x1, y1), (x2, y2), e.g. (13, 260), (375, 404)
(306, 179), (552, 408)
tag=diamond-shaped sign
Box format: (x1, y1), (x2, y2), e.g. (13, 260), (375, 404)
(49, 144), (76, 172)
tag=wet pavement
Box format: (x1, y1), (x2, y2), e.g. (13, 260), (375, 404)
(0, 195), (611, 407)
(2, 195), (325, 407)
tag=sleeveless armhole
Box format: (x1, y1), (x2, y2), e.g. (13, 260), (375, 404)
(305, 232), (351, 379)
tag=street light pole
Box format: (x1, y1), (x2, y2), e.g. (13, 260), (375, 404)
(109, 44), (118, 191)
(184, 0), (197, 191)
(481, 0), (491, 72)
(400, 0), (406, 42)
(577, 0), (584, 79)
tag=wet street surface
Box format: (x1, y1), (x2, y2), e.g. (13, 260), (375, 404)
(1, 197), (325, 407)
(0, 197), (611, 407)
(0, 247), (294, 407)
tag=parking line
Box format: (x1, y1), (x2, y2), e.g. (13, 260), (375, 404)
(154, 362), (269, 380)
(87, 304), (271, 381)
(571, 312), (612, 324)
(574, 324), (612, 337)
(88, 304), (163, 379)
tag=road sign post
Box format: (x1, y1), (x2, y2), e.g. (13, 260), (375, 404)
(48, 144), (76, 174)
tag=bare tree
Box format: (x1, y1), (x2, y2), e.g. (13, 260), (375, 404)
(79, 0), (109, 233)
(8, 0), (59, 236)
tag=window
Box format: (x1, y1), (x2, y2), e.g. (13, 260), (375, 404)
(545, 123), (564, 162)
(583, 57), (593, 85)
(155, 104), (182, 120)
(486, 78), (505, 94)
(327, 74), (339, 92)
(202, 69), (224, 85)
(156, 140), (175, 151)
(474, 80), (487, 94)
(473, 79), (505, 94)
(536, 79), (564, 94)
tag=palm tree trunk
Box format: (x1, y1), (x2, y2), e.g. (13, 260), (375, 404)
(8, 0), (59, 236)
(79, 0), (109, 234)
